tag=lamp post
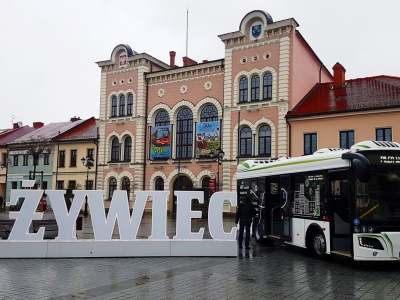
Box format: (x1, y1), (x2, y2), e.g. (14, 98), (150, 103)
(81, 156), (94, 216)
(209, 147), (225, 191)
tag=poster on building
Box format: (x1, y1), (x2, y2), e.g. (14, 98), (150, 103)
(195, 121), (220, 156)
(150, 125), (171, 159)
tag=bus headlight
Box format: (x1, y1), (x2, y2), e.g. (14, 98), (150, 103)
(358, 237), (384, 250)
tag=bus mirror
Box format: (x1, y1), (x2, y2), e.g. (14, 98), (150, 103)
(342, 152), (371, 183)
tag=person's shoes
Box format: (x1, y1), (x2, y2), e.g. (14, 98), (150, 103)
(245, 247), (251, 250)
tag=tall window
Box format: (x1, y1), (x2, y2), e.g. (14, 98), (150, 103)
(155, 110), (170, 126)
(200, 105), (218, 122)
(127, 94), (133, 116)
(239, 77), (248, 103)
(124, 137), (132, 161)
(108, 177), (117, 200)
(111, 96), (117, 117)
(155, 177), (164, 190)
(176, 108), (193, 159)
(263, 73), (272, 100)
(87, 148), (94, 159)
(251, 75), (260, 101)
(86, 181), (94, 190)
(340, 130), (354, 149)
(258, 125), (271, 156)
(122, 177), (130, 200)
(43, 153), (49, 165)
(23, 155), (28, 166)
(119, 95), (125, 116)
(376, 128), (392, 141)
(13, 155), (19, 166)
(70, 150), (77, 167)
(56, 181), (64, 190)
(240, 127), (252, 156)
(59, 150), (65, 167)
(111, 137), (120, 161)
(304, 133), (317, 155)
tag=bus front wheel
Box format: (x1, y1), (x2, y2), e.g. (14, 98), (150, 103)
(252, 218), (269, 244)
(309, 230), (327, 260)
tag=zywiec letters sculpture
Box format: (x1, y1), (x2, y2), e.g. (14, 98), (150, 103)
(1, 190), (237, 258)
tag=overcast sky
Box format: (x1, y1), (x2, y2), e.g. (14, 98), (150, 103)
(1, 0), (399, 130)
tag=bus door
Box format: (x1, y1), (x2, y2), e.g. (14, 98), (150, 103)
(328, 170), (351, 256)
(280, 175), (291, 241)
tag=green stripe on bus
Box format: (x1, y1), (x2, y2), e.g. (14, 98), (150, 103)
(241, 157), (338, 173)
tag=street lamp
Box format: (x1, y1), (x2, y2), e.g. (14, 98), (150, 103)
(209, 147), (225, 191)
(81, 156), (94, 216)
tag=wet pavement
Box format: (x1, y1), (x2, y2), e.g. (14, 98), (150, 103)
(0, 211), (400, 299)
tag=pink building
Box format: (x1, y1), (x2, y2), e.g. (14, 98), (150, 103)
(96, 10), (332, 213)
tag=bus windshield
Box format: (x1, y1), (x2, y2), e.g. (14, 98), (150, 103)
(355, 151), (400, 225)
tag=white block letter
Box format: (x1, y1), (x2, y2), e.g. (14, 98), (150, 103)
(173, 191), (204, 240)
(208, 192), (237, 240)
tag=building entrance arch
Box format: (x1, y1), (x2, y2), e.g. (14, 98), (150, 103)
(172, 175), (193, 213)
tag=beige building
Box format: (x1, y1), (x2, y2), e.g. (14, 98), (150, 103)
(286, 63), (400, 156)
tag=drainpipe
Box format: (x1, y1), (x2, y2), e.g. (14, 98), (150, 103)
(94, 127), (99, 189)
(143, 63), (153, 190)
(55, 131), (60, 189)
(286, 117), (291, 157)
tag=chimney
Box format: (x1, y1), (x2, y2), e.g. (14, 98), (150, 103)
(332, 63), (347, 99)
(70, 116), (81, 122)
(183, 57), (197, 67)
(333, 63), (346, 87)
(169, 51), (176, 67)
(33, 122), (44, 129)
(13, 123), (19, 129)
(202, 60), (208, 63)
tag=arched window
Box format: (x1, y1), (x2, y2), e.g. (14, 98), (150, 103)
(239, 77), (248, 103)
(176, 108), (193, 159)
(200, 105), (218, 122)
(119, 95), (125, 116)
(108, 177), (117, 200)
(258, 125), (271, 156)
(121, 177), (130, 200)
(155, 110), (170, 126)
(124, 136), (131, 161)
(127, 94), (133, 116)
(155, 177), (164, 190)
(201, 177), (210, 188)
(111, 137), (120, 161)
(240, 127), (252, 156)
(263, 73), (272, 100)
(111, 96), (117, 117)
(251, 75), (260, 101)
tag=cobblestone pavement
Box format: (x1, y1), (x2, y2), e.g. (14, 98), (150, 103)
(0, 211), (400, 299)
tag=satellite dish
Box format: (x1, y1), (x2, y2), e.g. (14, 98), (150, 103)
(17, 121), (23, 127)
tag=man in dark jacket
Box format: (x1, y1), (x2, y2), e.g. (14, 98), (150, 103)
(235, 195), (256, 249)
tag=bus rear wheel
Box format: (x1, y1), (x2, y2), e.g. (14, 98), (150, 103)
(309, 230), (327, 260)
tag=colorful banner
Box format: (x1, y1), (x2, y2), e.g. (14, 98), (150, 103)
(196, 121), (220, 156)
(150, 125), (171, 159)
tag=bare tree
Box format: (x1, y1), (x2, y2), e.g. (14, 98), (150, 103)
(25, 136), (53, 179)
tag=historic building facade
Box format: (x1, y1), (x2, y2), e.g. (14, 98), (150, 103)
(96, 10), (332, 213)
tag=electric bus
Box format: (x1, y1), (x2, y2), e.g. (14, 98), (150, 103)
(236, 141), (400, 261)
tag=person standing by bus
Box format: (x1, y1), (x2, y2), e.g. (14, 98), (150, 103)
(235, 195), (256, 249)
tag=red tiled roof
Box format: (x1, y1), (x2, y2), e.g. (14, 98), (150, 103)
(287, 75), (400, 118)
(0, 126), (36, 146)
(12, 118), (95, 143)
(57, 119), (98, 141)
